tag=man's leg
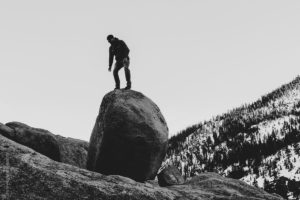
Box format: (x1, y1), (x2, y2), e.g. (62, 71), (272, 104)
(113, 62), (122, 89)
(123, 58), (131, 89)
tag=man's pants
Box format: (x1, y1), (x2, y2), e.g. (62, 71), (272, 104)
(113, 57), (131, 88)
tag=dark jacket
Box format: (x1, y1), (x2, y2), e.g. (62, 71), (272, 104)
(109, 38), (130, 67)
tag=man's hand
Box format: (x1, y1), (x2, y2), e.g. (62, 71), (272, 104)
(108, 67), (111, 72)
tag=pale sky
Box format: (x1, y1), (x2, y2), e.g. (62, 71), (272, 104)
(0, 1), (299, 141)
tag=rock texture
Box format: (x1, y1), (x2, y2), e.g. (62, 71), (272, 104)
(0, 122), (88, 168)
(2, 122), (61, 161)
(0, 135), (283, 200)
(55, 135), (89, 169)
(87, 90), (169, 182)
(158, 165), (185, 186)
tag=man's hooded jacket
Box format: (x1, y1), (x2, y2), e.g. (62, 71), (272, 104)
(109, 38), (130, 67)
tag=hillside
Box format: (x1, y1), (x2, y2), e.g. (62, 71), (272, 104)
(164, 75), (300, 199)
(0, 88), (283, 200)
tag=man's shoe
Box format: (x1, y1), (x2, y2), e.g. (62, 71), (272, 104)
(123, 85), (131, 90)
(114, 86), (120, 90)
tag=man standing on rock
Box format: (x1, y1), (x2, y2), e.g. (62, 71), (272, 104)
(107, 34), (131, 90)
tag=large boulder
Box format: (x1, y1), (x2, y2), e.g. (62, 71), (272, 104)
(87, 90), (169, 182)
(0, 122), (88, 168)
(0, 134), (283, 200)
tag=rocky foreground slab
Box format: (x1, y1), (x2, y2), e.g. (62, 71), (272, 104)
(0, 135), (283, 200)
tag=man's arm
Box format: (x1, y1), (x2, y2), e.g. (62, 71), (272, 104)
(109, 46), (114, 70)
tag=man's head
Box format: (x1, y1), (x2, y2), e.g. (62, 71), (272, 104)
(107, 34), (115, 44)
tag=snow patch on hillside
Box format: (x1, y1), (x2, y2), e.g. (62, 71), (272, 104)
(242, 143), (300, 184)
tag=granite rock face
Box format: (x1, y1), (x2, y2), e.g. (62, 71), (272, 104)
(0, 135), (283, 200)
(0, 122), (88, 168)
(55, 135), (89, 169)
(87, 90), (169, 182)
(2, 122), (61, 161)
